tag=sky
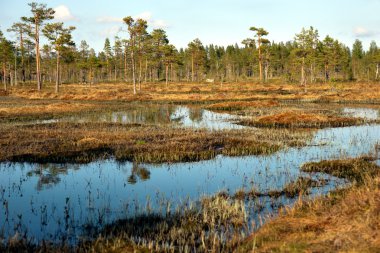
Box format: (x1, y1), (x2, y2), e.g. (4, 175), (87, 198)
(1, 0), (380, 52)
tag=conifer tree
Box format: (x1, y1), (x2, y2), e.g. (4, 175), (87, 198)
(250, 27), (269, 82)
(42, 22), (75, 93)
(22, 2), (55, 90)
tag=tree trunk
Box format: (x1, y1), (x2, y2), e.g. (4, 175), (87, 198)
(144, 57), (148, 83)
(56, 50), (60, 93)
(138, 58), (142, 91)
(170, 63), (173, 82)
(191, 54), (194, 82)
(376, 63), (379, 80)
(367, 68), (370, 83)
(27, 42), (31, 85)
(301, 57), (306, 91)
(20, 30), (25, 83)
(3, 63), (7, 91)
(35, 21), (41, 90)
(165, 63), (169, 87)
(131, 39), (136, 95)
(186, 66), (189, 82)
(264, 62), (269, 82)
(108, 59), (111, 81)
(14, 51), (17, 86)
(258, 36), (262, 82)
(310, 63), (314, 83)
(9, 64), (13, 87)
(89, 67), (93, 86)
(124, 43), (128, 82)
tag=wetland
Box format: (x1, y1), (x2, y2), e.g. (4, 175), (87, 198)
(1, 83), (380, 252)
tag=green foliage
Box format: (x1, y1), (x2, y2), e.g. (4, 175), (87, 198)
(3, 2), (380, 89)
(42, 22), (75, 52)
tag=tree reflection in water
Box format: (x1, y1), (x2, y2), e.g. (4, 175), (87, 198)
(127, 162), (151, 185)
(26, 164), (79, 191)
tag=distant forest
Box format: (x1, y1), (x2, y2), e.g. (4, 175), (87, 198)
(1, 2), (380, 93)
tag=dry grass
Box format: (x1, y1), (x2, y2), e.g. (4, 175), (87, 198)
(2, 81), (380, 252)
(238, 158), (380, 252)
(301, 157), (380, 183)
(206, 100), (280, 111)
(6, 81), (380, 104)
(82, 196), (248, 252)
(227, 177), (326, 200)
(240, 111), (362, 128)
(0, 102), (95, 117)
(0, 122), (310, 163)
(1, 195), (249, 252)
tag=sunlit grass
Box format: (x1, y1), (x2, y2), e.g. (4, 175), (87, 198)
(238, 157), (380, 252)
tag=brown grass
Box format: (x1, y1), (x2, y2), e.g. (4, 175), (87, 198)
(5, 81), (380, 104)
(229, 177), (325, 200)
(238, 158), (380, 252)
(0, 122), (310, 163)
(0, 102), (95, 118)
(301, 157), (380, 183)
(240, 111), (362, 128)
(206, 100), (280, 111)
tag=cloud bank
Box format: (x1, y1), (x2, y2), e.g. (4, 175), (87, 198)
(54, 5), (78, 21)
(353, 26), (379, 38)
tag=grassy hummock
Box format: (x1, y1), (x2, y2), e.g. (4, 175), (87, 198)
(0, 122), (310, 164)
(238, 157), (380, 252)
(240, 111), (363, 129)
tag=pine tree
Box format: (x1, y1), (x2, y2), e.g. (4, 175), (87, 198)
(187, 39), (206, 82)
(294, 26), (319, 88)
(163, 44), (177, 86)
(42, 22), (75, 93)
(352, 39), (364, 80)
(113, 36), (123, 81)
(78, 40), (90, 83)
(249, 27), (269, 82)
(22, 2), (55, 91)
(7, 22), (30, 84)
(0, 31), (15, 90)
(103, 38), (112, 81)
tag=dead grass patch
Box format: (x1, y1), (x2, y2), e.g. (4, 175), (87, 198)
(0, 101), (95, 118)
(240, 111), (362, 128)
(206, 100), (279, 111)
(5, 82), (380, 104)
(238, 158), (380, 252)
(0, 122), (310, 163)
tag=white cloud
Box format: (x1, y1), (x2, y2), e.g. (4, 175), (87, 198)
(353, 26), (379, 38)
(54, 5), (77, 21)
(151, 19), (169, 29)
(133, 11), (152, 21)
(100, 26), (122, 37)
(96, 11), (169, 29)
(96, 16), (123, 23)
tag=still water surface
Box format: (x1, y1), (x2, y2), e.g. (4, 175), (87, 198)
(1, 106), (380, 243)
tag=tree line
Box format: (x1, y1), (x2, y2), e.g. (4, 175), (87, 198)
(1, 2), (380, 93)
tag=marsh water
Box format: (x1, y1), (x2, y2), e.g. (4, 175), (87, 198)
(1, 105), (380, 244)
(36, 105), (245, 130)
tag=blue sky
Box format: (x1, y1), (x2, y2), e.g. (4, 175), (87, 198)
(1, 0), (380, 52)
